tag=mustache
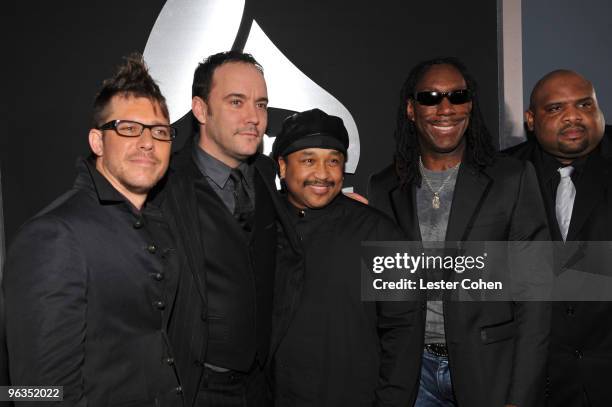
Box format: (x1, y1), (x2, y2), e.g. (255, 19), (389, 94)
(128, 152), (160, 164)
(304, 179), (335, 187)
(235, 126), (260, 135)
(559, 124), (586, 135)
(429, 117), (467, 125)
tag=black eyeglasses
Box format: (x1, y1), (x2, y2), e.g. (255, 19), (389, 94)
(414, 89), (472, 106)
(98, 120), (176, 141)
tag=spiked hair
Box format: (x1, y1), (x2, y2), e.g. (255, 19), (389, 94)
(91, 53), (168, 127)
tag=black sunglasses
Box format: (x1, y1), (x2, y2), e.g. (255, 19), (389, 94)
(414, 89), (472, 106)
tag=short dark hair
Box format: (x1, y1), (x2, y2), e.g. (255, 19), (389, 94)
(91, 53), (169, 127)
(393, 57), (495, 187)
(192, 50), (263, 101)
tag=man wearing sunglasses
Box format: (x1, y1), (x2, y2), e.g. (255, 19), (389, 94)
(3, 54), (185, 405)
(505, 70), (612, 407)
(368, 57), (551, 407)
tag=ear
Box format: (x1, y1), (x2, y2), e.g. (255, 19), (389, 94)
(192, 96), (208, 125)
(278, 157), (287, 179)
(525, 109), (535, 132)
(406, 99), (415, 121)
(89, 129), (104, 157)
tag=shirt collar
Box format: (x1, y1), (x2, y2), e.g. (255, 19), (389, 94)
(283, 192), (342, 222)
(538, 144), (591, 184)
(193, 143), (232, 188)
(79, 158), (127, 203)
(76, 158), (144, 214)
(192, 139), (254, 189)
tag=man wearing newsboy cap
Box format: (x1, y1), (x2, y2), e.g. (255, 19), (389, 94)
(270, 108), (420, 406)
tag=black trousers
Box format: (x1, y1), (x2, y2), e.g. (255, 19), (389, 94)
(197, 365), (271, 407)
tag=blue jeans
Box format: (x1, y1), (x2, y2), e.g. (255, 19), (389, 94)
(414, 350), (457, 407)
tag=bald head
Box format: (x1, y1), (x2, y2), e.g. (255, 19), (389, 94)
(525, 69), (605, 164)
(529, 70), (594, 110)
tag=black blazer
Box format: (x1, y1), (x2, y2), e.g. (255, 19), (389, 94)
(3, 160), (183, 406)
(368, 156), (551, 407)
(161, 142), (303, 406)
(504, 127), (612, 407)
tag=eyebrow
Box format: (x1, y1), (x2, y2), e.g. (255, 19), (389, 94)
(223, 93), (246, 100)
(223, 93), (268, 104)
(543, 96), (594, 108)
(298, 150), (343, 158)
(575, 96), (594, 104)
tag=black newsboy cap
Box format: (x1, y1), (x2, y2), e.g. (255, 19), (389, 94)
(271, 108), (349, 160)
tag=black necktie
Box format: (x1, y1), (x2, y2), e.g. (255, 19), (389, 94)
(230, 168), (254, 232)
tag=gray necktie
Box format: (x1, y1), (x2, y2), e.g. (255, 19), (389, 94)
(555, 166), (575, 241)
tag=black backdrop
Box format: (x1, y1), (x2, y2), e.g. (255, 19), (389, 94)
(3, 0), (499, 245)
(2, 0), (499, 389)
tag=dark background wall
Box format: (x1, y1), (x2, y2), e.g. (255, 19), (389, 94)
(2, 0), (500, 247)
(522, 0), (612, 117)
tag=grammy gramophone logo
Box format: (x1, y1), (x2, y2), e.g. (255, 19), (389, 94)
(143, 0), (361, 174)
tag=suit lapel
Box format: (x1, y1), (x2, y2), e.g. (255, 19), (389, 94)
(527, 144), (563, 240)
(253, 156), (303, 253)
(164, 148), (208, 314)
(390, 184), (421, 240)
(445, 164), (492, 241)
(567, 154), (610, 241)
(253, 157), (304, 361)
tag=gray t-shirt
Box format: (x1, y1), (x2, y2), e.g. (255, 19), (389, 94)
(416, 163), (459, 344)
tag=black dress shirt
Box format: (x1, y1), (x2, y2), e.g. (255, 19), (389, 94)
(192, 142), (255, 213)
(538, 147), (589, 203)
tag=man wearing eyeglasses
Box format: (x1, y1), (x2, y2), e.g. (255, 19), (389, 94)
(368, 57), (551, 407)
(3, 54), (185, 405)
(505, 70), (612, 407)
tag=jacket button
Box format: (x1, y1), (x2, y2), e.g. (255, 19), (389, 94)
(165, 357), (175, 365)
(154, 300), (166, 310)
(574, 349), (583, 359)
(175, 386), (183, 395)
(152, 272), (164, 281)
(566, 306), (575, 316)
(133, 219), (144, 229)
(147, 244), (157, 253)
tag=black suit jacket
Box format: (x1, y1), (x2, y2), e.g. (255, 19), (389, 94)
(504, 127), (612, 407)
(368, 156), (551, 407)
(3, 160), (183, 406)
(161, 142), (303, 406)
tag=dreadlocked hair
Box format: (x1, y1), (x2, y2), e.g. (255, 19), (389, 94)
(393, 57), (495, 187)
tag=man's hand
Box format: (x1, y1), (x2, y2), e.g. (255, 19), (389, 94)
(344, 192), (368, 205)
